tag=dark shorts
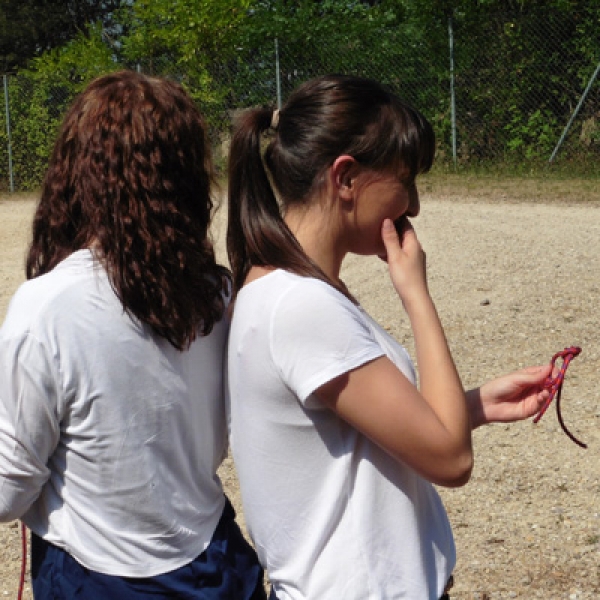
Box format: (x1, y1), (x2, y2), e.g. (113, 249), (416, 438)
(31, 498), (266, 600)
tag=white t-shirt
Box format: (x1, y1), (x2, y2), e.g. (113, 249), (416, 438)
(227, 270), (455, 600)
(0, 250), (228, 577)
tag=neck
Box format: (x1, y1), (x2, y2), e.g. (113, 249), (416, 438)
(284, 204), (345, 283)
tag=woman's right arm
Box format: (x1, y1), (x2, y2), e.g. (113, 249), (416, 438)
(316, 218), (473, 488)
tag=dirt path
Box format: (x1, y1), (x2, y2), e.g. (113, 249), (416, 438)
(1, 187), (599, 599)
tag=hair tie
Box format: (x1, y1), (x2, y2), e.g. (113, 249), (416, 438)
(270, 109), (280, 130)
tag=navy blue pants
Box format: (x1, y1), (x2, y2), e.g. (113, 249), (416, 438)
(31, 499), (266, 599)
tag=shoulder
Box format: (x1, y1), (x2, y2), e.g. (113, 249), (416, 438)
(272, 271), (361, 318)
(260, 273), (372, 348)
(263, 274), (385, 402)
(286, 275), (368, 335)
(1, 250), (108, 340)
(237, 271), (364, 332)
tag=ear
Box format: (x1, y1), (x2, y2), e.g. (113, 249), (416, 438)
(330, 155), (358, 201)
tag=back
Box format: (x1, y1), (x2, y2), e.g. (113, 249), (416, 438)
(0, 250), (228, 577)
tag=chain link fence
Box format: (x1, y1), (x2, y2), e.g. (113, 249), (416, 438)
(1, 9), (598, 193)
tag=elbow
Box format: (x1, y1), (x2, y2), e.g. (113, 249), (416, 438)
(405, 445), (474, 488)
(442, 449), (474, 488)
(0, 481), (37, 523)
(444, 460), (473, 488)
(432, 449), (474, 488)
(0, 502), (25, 523)
(0, 510), (22, 523)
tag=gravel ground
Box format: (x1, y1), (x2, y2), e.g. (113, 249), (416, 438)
(1, 179), (599, 599)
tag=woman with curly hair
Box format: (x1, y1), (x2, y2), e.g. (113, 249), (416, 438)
(0, 71), (265, 599)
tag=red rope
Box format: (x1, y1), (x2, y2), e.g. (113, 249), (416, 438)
(533, 346), (586, 448)
(18, 522), (27, 600)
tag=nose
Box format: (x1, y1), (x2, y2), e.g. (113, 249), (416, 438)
(406, 184), (420, 217)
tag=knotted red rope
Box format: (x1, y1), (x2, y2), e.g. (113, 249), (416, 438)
(18, 522), (26, 600)
(533, 346), (586, 448)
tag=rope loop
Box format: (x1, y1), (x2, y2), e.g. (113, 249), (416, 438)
(533, 346), (586, 448)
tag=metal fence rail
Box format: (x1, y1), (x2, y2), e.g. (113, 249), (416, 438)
(1, 10), (598, 193)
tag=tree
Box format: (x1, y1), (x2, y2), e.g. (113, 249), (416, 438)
(0, 0), (123, 73)
(229, 0), (420, 105)
(7, 0), (598, 187)
(120, 0), (250, 63)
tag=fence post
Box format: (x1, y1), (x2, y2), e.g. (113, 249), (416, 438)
(275, 38), (282, 109)
(549, 60), (600, 163)
(448, 13), (457, 170)
(3, 74), (14, 193)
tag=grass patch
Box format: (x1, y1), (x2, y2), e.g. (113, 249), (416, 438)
(421, 169), (600, 204)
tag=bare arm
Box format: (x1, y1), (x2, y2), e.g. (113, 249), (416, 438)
(317, 218), (473, 488)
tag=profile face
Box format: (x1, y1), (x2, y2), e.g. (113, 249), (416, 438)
(349, 171), (419, 256)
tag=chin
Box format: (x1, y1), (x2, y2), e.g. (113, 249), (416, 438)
(366, 243), (386, 257)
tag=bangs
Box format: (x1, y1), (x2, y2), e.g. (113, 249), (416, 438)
(354, 95), (435, 184)
(386, 98), (436, 183)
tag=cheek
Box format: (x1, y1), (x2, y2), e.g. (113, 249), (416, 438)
(396, 192), (412, 215)
(357, 221), (387, 256)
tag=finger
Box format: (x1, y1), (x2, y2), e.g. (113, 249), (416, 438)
(394, 216), (418, 248)
(380, 218), (402, 260)
(513, 364), (552, 386)
(394, 215), (412, 236)
(518, 388), (550, 415)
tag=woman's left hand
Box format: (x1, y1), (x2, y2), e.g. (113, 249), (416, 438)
(467, 364), (552, 429)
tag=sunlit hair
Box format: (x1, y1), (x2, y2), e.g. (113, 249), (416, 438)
(227, 74), (435, 297)
(27, 70), (229, 350)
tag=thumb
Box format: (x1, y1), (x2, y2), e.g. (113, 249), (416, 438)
(520, 364), (552, 385)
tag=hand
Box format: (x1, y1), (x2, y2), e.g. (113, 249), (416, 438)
(379, 217), (429, 308)
(467, 364), (552, 429)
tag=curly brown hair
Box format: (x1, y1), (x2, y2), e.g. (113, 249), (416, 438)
(27, 70), (230, 350)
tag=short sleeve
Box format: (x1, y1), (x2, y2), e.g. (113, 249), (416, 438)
(270, 280), (385, 405)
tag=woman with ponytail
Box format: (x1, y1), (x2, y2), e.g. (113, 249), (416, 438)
(226, 74), (551, 599)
